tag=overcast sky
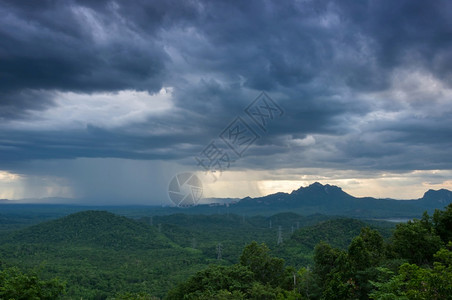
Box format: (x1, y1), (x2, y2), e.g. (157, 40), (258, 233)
(1, 0), (452, 204)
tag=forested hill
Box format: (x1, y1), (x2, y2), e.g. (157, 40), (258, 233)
(290, 218), (371, 250)
(166, 203), (452, 299)
(0, 210), (211, 298)
(0, 209), (396, 298)
(272, 218), (393, 267)
(1, 210), (174, 249)
(1, 205), (451, 298)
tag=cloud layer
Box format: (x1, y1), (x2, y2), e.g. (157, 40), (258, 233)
(1, 0), (451, 202)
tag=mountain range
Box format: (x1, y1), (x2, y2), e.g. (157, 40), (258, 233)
(225, 182), (452, 218)
(222, 182), (452, 218)
(181, 182), (452, 218)
(1, 182), (451, 219)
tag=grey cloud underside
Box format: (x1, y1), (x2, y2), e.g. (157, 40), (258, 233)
(0, 0), (452, 173)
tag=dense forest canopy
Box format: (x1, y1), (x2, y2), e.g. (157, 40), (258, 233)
(0, 204), (451, 299)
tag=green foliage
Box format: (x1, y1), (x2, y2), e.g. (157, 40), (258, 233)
(112, 291), (159, 299)
(432, 203), (452, 244)
(0, 211), (208, 298)
(2, 205), (450, 299)
(240, 242), (285, 286)
(3, 210), (174, 250)
(0, 266), (65, 299)
(291, 218), (369, 250)
(311, 228), (396, 299)
(279, 218), (382, 269)
(359, 227), (386, 265)
(349, 236), (371, 271)
(308, 206), (452, 300)
(391, 217), (443, 265)
(165, 264), (254, 299)
(167, 241), (301, 299)
(313, 242), (339, 283)
(370, 245), (452, 299)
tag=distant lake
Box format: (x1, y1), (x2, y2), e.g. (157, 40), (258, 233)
(372, 218), (411, 223)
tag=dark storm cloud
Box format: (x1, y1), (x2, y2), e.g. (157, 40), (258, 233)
(0, 0), (178, 117)
(339, 0), (452, 86)
(0, 0), (451, 175)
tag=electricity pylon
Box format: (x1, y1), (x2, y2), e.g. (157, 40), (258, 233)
(217, 243), (222, 260)
(277, 226), (283, 245)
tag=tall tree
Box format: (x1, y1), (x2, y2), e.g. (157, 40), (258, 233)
(392, 218), (443, 265)
(0, 267), (66, 300)
(239, 241), (285, 286)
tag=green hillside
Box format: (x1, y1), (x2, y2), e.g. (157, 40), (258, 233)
(291, 218), (372, 250)
(168, 204), (452, 300)
(273, 218), (375, 267)
(0, 210), (397, 299)
(2, 210), (173, 250)
(0, 211), (206, 298)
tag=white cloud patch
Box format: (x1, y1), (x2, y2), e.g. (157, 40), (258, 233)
(8, 88), (174, 130)
(289, 135), (316, 147)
